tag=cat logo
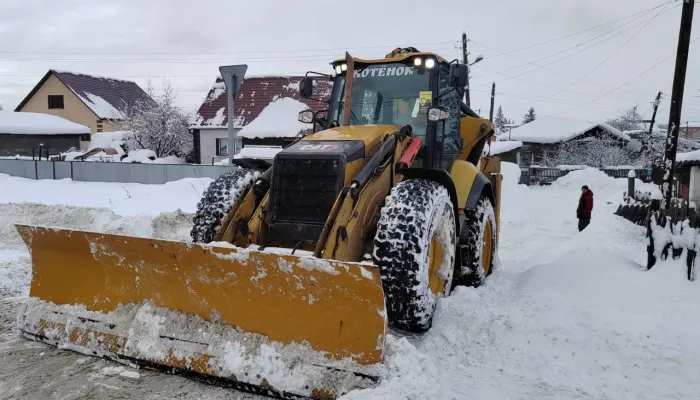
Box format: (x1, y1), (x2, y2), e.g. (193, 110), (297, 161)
(299, 144), (340, 152)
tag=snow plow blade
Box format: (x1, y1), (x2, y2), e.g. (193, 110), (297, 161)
(15, 225), (387, 399)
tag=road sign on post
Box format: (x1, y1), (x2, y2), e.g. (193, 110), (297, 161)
(219, 65), (248, 167)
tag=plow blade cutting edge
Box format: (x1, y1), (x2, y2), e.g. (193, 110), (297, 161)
(15, 225), (388, 399)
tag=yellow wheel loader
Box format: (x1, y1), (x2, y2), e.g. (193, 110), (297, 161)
(15, 47), (502, 399)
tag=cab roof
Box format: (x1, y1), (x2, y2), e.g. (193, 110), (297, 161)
(332, 48), (450, 66)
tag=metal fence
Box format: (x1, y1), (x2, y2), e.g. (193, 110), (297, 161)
(518, 166), (652, 186)
(0, 159), (232, 184)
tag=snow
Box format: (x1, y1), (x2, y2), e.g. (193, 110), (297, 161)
(556, 164), (588, 171)
(483, 140), (522, 156)
(207, 81), (227, 102)
(2, 161), (700, 399)
(88, 131), (131, 152)
(0, 111), (90, 135)
(207, 107), (226, 126)
(676, 149), (700, 163)
(238, 97), (311, 139)
(78, 92), (125, 120)
(121, 149), (156, 163)
(119, 371), (141, 380)
(0, 173), (211, 217)
(628, 170), (637, 178)
(508, 115), (630, 144)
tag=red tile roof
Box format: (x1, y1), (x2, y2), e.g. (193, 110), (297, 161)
(192, 76), (333, 128)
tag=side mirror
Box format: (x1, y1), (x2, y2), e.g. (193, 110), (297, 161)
(427, 107), (449, 122)
(299, 78), (313, 98)
(449, 64), (469, 88)
(298, 110), (315, 124)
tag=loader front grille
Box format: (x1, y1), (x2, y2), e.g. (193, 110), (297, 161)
(269, 155), (345, 243)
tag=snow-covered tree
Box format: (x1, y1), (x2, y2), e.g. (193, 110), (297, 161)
(494, 106), (508, 134)
(606, 106), (643, 132)
(551, 137), (631, 168)
(522, 107), (536, 125)
(119, 80), (193, 159)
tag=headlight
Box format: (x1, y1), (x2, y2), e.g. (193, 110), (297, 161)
(341, 63), (348, 71)
(425, 58), (436, 69)
(335, 65), (342, 74)
(414, 58), (422, 66)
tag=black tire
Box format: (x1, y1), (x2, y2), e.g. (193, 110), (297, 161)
(372, 179), (457, 333)
(454, 195), (497, 287)
(190, 168), (261, 244)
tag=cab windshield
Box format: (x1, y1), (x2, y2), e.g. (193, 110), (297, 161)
(329, 64), (432, 140)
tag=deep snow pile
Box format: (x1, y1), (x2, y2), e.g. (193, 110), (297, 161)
(0, 203), (193, 297)
(1, 163), (699, 399)
(344, 164), (700, 400)
(0, 174), (210, 216)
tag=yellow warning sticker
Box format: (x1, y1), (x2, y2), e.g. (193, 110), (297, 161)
(419, 91), (432, 107)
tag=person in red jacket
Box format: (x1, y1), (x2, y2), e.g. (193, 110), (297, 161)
(577, 185), (594, 231)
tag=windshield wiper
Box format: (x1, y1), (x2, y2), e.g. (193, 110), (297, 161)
(339, 101), (362, 125)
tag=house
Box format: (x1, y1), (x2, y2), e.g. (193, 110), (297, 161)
(507, 116), (630, 169)
(659, 122), (700, 140)
(0, 111), (90, 157)
(190, 76), (332, 164)
(14, 70), (153, 148)
(484, 140), (522, 163)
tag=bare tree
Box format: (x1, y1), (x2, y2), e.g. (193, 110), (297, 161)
(551, 137), (631, 168)
(607, 106), (643, 132)
(119, 80), (193, 158)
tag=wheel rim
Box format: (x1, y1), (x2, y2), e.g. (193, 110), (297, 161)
(428, 236), (446, 295)
(482, 220), (493, 276)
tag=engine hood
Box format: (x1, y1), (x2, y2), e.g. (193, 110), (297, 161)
(303, 125), (398, 155)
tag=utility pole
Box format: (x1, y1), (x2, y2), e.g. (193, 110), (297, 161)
(489, 83), (496, 122)
(643, 91), (662, 167)
(462, 32), (471, 107)
(662, 0), (694, 209)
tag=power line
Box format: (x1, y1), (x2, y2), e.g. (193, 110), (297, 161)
(0, 45), (461, 64)
(532, 2), (673, 105)
(545, 33), (700, 117)
(471, 2), (678, 85)
(483, 1), (674, 60)
(0, 41), (458, 56)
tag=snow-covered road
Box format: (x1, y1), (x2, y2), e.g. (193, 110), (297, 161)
(1, 166), (698, 399)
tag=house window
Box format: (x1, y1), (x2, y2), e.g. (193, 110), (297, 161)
(216, 138), (228, 156)
(519, 150), (533, 167)
(48, 95), (64, 109)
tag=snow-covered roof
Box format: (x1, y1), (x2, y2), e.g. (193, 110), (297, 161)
(676, 150), (700, 164)
(238, 98), (312, 139)
(508, 116), (629, 144)
(191, 76), (332, 128)
(0, 111), (90, 135)
(15, 70), (153, 119)
(484, 140), (522, 156)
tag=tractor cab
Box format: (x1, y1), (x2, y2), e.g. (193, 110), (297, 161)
(299, 47), (478, 170)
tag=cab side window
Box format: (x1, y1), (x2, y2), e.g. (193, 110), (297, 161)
(438, 65), (462, 157)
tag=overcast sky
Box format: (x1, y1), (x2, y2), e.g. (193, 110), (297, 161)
(0, 0), (698, 125)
